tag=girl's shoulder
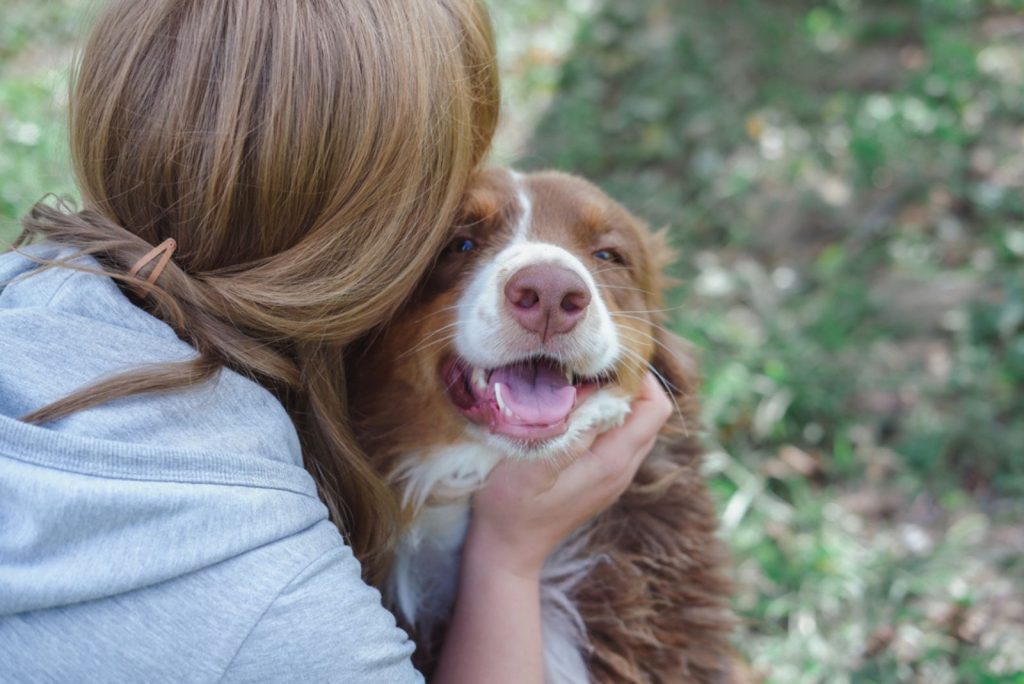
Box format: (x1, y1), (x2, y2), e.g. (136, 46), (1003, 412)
(1, 243), (303, 470)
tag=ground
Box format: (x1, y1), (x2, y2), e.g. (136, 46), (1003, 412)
(2, 1), (1022, 682)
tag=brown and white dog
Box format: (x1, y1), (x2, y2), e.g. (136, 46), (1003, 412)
(351, 168), (737, 683)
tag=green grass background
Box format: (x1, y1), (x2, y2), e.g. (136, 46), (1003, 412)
(3, 1), (1023, 682)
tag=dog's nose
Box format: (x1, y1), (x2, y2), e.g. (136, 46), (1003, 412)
(504, 264), (591, 341)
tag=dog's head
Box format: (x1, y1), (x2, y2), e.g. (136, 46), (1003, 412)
(352, 168), (695, 463)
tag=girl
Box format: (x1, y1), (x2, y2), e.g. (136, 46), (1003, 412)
(0, 1), (671, 681)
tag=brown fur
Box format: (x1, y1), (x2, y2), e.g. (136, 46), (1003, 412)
(578, 329), (738, 683)
(351, 168), (739, 682)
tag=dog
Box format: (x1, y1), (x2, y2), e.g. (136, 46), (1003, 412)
(351, 168), (738, 683)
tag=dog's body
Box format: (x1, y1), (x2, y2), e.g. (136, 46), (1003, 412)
(352, 169), (737, 682)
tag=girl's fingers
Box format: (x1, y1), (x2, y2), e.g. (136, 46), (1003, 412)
(553, 427), (599, 472)
(551, 373), (672, 496)
(488, 425), (600, 488)
(480, 373), (672, 506)
(579, 373), (672, 476)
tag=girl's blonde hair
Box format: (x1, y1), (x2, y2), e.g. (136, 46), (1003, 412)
(16, 0), (499, 579)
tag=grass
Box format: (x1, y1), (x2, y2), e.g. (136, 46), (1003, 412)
(2, 1), (1023, 682)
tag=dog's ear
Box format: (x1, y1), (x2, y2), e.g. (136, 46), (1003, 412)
(644, 227), (693, 396)
(650, 324), (701, 444)
(651, 324), (698, 403)
(646, 226), (681, 291)
(643, 226), (700, 435)
(455, 167), (516, 228)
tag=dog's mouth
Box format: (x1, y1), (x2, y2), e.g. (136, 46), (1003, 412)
(442, 356), (609, 443)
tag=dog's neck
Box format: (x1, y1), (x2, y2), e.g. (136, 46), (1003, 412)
(387, 441), (502, 627)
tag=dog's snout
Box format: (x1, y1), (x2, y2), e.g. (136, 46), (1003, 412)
(504, 264), (591, 341)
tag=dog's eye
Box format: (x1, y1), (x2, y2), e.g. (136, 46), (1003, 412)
(450, 238), (477, 254)
(593, 249), (624, 264)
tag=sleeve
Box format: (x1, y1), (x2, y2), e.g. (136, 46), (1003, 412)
(221, 543), (425, 683)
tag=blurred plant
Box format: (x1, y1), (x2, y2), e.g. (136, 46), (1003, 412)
(0, 0), (89, 243)
(525, 0), (1024, 680)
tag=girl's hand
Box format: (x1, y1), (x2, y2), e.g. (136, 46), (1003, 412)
(435, 373), (672, 684)
(464, 372), (673, 580)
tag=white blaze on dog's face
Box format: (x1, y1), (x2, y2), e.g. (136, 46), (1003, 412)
(356, 168), (673, 462)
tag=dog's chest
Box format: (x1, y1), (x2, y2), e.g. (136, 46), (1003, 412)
(388, 500), (472, 630)
(387, 442), (596, 684)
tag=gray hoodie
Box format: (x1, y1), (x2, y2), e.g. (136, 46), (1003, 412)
(0, 245), (422, 682)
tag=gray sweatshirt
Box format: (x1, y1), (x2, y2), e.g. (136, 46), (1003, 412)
(0, 244), (422, 682)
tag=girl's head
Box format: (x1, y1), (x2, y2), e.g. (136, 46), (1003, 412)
(19, 0), (499, 576)
(71, 0), (498, 331)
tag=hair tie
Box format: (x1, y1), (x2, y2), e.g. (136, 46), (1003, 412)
(128, 238), (177, 297)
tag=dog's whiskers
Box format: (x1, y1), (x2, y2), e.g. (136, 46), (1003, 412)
(593, 265), (632, 276)
(609, 318), (684, 353)
(398, 331), (458, 360)
(615, 335), (691, 438)
(595, 283), (654, 296)
(413, 321), (460, 344)
(611, 306), (682, 316)
(411, 304), (461, 325)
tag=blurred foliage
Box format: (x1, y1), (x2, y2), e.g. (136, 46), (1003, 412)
(2, 0), (1023, 682)
(0, 0), (89, 240)
(524, 0), (1024, 681)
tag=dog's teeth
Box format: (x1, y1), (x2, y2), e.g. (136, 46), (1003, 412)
(564, 368), (574, 384)
(494, 383), (508, 413)
(472, 367), (488, 392)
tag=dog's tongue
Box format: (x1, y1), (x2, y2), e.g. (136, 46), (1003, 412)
(491, 363), (576, 425)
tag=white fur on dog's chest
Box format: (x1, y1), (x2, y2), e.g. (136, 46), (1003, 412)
(389, 500), (474, 631)
(387, 392), (630, 683)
